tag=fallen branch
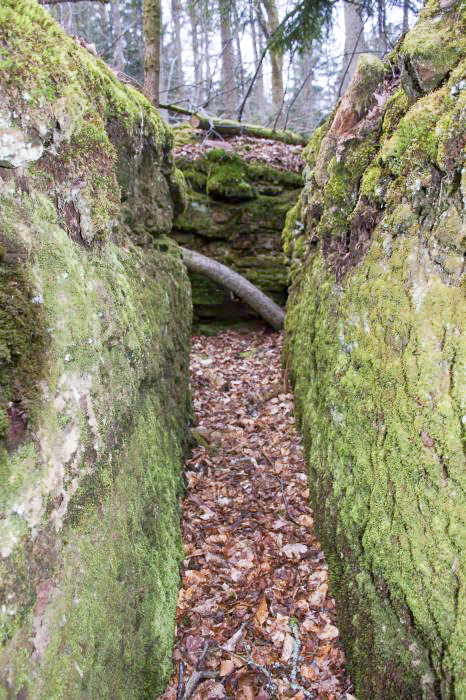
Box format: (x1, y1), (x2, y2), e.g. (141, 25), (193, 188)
(290, 618), (315, 699)
(260, 456), (305, 527)
(177, 640), (218, 700)
(219, 644), (277, 695)
(180, 247), (285, 330)
(159, 105), (307, 145)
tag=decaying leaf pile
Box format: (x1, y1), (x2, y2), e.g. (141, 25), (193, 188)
(159, 327), (352, 700)
(173, 136), (305, 173)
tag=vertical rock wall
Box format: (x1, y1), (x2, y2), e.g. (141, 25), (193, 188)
(172, 135), (303, 324)
(284, 1), (465, 696)
(0, 1), (191, 697)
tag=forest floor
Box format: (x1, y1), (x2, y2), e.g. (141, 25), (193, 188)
(159, 326), (352, 700)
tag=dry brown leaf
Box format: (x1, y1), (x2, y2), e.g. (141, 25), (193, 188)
(219, 659), (236, 676)
(184, 570), (207, 584)
(290, 692), (305, 700)
(297, 514), (314, 527)
(300, 664), (318, 681)
(237, 681), (255, 700)
(280, 632), (294, 662)
(281, 543), (308, 559)
(192, 680), (226, 700)
(317, 624), (340, 640)
(254, 596), (269, 626)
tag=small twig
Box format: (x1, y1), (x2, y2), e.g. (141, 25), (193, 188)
(218, 645), (277, 694)
(179, 640), (218, 700)
(176, 661), (184, 700)
(289, 618), (315, 699)
(260, 457), (304, 528)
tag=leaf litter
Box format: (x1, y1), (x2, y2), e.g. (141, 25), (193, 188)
(158, 326), (352, 700)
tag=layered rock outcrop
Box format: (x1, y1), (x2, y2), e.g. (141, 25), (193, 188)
(172, 134), (303, 324)
(284, 0), (465, 696)
(0, 1), (191, 696)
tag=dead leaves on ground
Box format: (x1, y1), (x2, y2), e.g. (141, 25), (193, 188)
(158, 328), (351, 700)
(173, 136), (305, 173)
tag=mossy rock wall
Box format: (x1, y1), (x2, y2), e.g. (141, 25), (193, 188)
(172, 142), (303, 323)
(283, 1), (466, 697)
(0, 2), (191, 697)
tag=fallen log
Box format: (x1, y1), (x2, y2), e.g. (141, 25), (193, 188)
(159, 104), (307, 146)
(180, 247), (285, 330)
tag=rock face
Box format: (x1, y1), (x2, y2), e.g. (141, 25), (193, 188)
(0, 2), (191, 697)
(172, 135), (303, 324)
(284, 1), (465, 697)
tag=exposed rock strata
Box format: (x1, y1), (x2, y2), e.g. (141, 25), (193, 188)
(172, 134), (304, 324)
(0, 1), (191, 696)
(284, 0), (465, 696)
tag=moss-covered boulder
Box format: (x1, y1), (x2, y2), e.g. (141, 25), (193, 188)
(284, 0), (465, 697)
(172, 136), (303, 323)
(0, 2), (191, 697)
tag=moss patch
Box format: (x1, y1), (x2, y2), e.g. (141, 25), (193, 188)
(284, 5), (466, 696)
(0, 1), (192, 696)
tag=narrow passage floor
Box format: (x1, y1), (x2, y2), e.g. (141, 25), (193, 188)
(160, 326), (352, 700)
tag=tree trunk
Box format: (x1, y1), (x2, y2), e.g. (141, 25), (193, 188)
(201, 0), (212, 104)
(218, 0), (236, 118)
(181, 248), (285, 330)
(188, 0), (202, 105)
(260, 0), (283, 118)
(144, 0), (161, 105)
(112, 0), (125, 73)
(301, 45), (314, 115)
(233, 2), (250, 121)
(171, 0), (186, 103)
(250, 5), (265, 114)
(340, 0), (366, 95)
(402, 0), (409, 34)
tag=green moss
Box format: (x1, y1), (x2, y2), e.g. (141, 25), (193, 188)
(360, 165), (383, 202)
(0, 1), (192, 695)
(0, 249), (47, 447)
(400, 4), (465, 92)
(348, 54), (386, 116)
(284, 3), (466, 696)
(380, 88), (446, 175)
(205, 151), (256, 201)
(382, 88), (410, 135)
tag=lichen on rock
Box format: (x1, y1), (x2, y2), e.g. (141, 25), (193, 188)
(283, 0), (466, 697)
(0, 1), (191, 697)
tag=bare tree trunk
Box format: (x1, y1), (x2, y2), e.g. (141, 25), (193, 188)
(232, 3), (250, 120)
(189, 0), (202, 105)
(171, 0), (186, 103)
(144, 0), (161, 105)
(112, 0), (125, 73)
(181, 248), (285, 330)
(201, 0), (212, 104)
(250, 5), (265, 114)
(260, 0), (283, 117)
(402, 0), (409, 33)
(63, 1), (74, 33)
(340, 0), (367, 95)
(301, 44), (314, 114)
(218, 0), (236, 118)
(377, 0), (389, 55)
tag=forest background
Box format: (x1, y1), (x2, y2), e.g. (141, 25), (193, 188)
(43, 0), (421, 136)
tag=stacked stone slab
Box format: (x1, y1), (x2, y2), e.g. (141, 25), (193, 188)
(0, 1), (191, 696)
(283, 0), (465, 696)
(172, 138), (303, 325)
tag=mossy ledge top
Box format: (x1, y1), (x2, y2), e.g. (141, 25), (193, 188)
(0, 1), (192, 697)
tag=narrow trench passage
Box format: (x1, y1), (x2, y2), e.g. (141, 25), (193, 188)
(160, 326), (352, 700)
